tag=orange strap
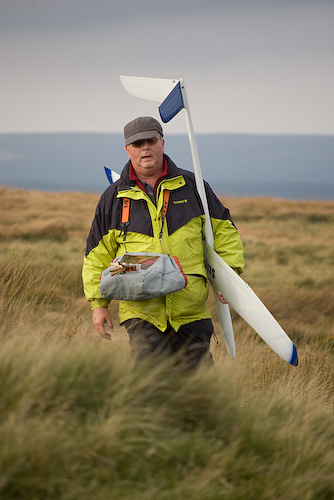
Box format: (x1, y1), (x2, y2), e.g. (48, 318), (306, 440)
(159, 190), (170, 248)
(162, 189), (170, 225)
(121, 198), (130, 224)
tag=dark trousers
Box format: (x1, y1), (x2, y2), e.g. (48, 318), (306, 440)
(123, 318), (214, 370)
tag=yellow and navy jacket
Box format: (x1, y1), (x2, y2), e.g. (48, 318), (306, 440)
(82, 155), (244, 332)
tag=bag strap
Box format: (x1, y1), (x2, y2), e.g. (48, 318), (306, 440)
(121, 197), (130, 252)
(162, 189), (170, 224)
(159, 189), (170, 252)
(121, 197), (130, 224)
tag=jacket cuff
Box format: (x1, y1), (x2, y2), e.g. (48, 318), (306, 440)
(90, 298), (110, 311)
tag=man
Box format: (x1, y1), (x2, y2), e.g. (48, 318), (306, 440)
(82, 116), (244, 368)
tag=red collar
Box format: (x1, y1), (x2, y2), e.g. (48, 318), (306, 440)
(129, 158), (168, 194)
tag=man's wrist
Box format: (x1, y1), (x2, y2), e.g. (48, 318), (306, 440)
(90, 298), (110, 311)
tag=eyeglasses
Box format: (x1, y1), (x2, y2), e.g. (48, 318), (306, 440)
(130, 136), (161, 148)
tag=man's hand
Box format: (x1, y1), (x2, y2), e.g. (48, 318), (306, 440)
(217, 290), (227, 304)
(92, 308), (113, 340)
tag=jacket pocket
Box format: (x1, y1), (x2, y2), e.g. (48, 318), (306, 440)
(167, 274), (209, 322)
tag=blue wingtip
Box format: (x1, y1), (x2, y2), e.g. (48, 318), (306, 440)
(289, 344), (298, 366)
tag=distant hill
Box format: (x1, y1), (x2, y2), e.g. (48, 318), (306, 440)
(1, 132), (333, 199)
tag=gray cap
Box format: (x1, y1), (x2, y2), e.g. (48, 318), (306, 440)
(124, 116), (163, 146)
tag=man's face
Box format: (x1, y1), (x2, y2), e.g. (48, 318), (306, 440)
(125, 135), (164, 178)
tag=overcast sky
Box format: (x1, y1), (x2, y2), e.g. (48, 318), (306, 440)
(1, 0), (334, 135)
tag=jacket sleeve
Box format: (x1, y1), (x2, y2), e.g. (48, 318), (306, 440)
(211, 217), (244, 274)
(82, 191), (119, 310)
(205, 182), (245, 274)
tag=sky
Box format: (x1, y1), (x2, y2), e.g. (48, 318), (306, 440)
(1, 0), (334, 136)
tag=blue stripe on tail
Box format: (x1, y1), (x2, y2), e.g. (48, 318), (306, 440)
(104, 166), (113, 184)
(159, 81), (184, 123)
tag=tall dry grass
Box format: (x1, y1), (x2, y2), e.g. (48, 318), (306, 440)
(0, 187), (333, 499)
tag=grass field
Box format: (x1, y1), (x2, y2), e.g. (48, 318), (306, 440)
(0, 187), (333, 499)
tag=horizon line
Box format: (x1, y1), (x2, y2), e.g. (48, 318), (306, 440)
(1, 131), (334, 138)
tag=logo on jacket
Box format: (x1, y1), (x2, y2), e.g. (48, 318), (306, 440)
(173, 199), (188, 204)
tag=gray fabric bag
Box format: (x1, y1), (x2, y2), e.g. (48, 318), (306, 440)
(99, 252), (187, 301)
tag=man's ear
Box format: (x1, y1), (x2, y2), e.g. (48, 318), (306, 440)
(125, 145), (131, 158)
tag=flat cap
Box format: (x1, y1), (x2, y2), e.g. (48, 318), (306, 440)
(124, 116), (163, 146)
